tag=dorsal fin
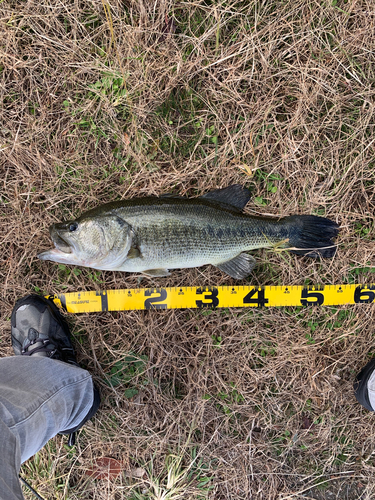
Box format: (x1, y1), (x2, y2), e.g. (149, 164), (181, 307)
(200, 184), (251, 210)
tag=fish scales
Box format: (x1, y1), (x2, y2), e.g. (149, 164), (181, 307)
(109, 199), (284, 271)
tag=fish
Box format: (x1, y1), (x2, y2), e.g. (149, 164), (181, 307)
(38, 185), (339, 279)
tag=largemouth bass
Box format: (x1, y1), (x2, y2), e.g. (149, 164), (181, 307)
(38, 185), (339, 279)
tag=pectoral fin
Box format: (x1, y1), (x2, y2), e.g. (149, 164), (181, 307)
(143, 268), (171, 277)
(216, 253), (256, 279)
(127, 247), (141, 259)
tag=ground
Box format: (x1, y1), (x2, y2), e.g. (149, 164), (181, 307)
(0, 0), (374, 498)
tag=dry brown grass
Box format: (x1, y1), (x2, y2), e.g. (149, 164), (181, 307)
(0, 0), (375, 498)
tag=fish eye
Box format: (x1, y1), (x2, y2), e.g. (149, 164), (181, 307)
(69, 222), (78, 232)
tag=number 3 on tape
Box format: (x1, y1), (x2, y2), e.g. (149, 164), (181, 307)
(196, 287), (219, 308)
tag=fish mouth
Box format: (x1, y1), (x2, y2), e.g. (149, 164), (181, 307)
(50, 225), (72, 254)
(37, 225), (76, 262)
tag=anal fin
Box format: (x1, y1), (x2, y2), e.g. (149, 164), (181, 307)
(142, 269), (171, 277)
(216, 253), (256, 279)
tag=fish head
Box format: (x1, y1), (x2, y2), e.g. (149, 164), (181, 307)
(38, 214), (133, 270)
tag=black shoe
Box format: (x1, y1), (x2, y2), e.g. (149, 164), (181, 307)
(11, 295), (100, 445)
(11, 294), (78, 364)
(354, 358), (375, 412)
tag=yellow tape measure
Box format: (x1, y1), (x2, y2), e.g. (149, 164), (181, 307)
(48, 284), (375, 313)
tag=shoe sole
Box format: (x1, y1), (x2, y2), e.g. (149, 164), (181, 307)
(353, 358), (375, 411)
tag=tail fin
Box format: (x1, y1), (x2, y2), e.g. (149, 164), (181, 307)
(285, 215), (339, 258)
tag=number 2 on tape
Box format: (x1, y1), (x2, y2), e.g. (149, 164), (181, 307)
(144, 288), (167, 309)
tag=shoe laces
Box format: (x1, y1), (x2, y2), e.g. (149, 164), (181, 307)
(21, 328), (58, 357)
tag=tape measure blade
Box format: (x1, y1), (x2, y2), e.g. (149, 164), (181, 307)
(46, 283), (375, 312)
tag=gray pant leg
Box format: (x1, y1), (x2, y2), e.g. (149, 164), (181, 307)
(0, 356), (94, 500)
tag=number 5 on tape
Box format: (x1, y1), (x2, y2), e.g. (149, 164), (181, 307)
(300, 287), (324, 306)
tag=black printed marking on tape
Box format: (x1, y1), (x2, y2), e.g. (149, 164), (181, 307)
(195, 287), (219, 309)
(144, 288), (167, 309)
(354, 285), (375, 303)
(96, 291), (108, 311)
(243, 288), (269, 307)
(300, 287), (324, 306)
(59, 294), (67, 311)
